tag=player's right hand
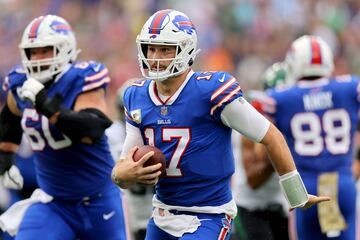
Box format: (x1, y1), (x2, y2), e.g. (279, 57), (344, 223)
(20, 78), (45, 105)
(112, 146), (163, 188)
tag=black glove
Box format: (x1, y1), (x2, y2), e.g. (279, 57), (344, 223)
(35, 90), (63, 118)
(0, 151), (15, 175)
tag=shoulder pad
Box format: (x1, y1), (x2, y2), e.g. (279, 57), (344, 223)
(11, 65), (26, 75)
(73, 61), (106, 75)
(334, 74), (353, 82)
(193, 71), (243, 116)
(193, 71), (238, 87)
(125, 80), (151, 97)
(208, 71), (242, 101)
(131, 79), (147, 87)
(73, 61), (110, 92)
(4, 65), (27, 92)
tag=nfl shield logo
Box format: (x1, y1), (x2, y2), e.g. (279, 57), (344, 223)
(160, 106), (168, 116)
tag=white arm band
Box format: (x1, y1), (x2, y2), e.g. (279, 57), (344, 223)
(221, 97), (270, 142)
(120, 122), (144, 159)
(279, 170), (309, 208)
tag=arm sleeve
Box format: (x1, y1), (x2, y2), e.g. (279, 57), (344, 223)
(120, 122), (144, 159)
(221, 97), (270, 142)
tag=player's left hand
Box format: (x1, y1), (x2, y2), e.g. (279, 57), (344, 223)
(20, 78), (45, 105)
(290, 194), (331, 211)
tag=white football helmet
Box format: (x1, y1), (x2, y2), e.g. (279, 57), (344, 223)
(136, 9), (200, 81)
(19, 15), (80, 83)
(285, 35), (334, 80)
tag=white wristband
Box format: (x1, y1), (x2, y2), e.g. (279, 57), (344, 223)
(279, 170), (309, 208)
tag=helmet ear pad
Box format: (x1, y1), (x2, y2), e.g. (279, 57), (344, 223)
(136, 9), (200, 81)
(19, 15), (79, 83)
(285, 35), (334, 80)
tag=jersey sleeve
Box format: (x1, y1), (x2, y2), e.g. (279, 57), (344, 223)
(78, 61), (111, 93)
(4, 66), (26, 92)
(3, 66), (27, 110)
(336, 74), (360, 104)
(124, 80), (146, 127)
(208, 72), (243, 121)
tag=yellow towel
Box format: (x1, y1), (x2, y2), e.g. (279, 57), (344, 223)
(317, 172), (347, 237)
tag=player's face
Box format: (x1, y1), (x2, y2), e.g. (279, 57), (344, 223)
(27, 46), (54, 72)
(147, 45), (176, 71)
(29, 46), (53, 60)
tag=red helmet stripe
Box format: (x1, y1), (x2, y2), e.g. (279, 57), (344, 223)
(310, 37), (322, 65)
(149, 10), (172, 34)
(28, 16), (44, 39)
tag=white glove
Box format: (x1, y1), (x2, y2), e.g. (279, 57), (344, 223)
(20, 78), (45, 105)
(1, 166), (24, 190)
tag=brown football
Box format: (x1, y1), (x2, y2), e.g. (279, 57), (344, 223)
(133, 145), (166, 176)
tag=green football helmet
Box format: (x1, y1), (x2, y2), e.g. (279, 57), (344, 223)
(262, 62), (289, 90)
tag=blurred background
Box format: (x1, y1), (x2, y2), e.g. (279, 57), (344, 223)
(1, 0), (360, 117)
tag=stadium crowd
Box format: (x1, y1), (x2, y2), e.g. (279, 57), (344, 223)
(0, 0), (360, 239)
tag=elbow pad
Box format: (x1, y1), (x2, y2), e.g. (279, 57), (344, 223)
(55, 108), (113, 142)
(0, 104), (23, 144)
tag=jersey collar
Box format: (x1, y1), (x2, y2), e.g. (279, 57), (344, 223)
(148, 70), (194, 106)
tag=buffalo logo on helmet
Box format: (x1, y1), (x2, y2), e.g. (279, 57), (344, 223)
(172, 15), (195, 35)
(50, 20), (72, 35)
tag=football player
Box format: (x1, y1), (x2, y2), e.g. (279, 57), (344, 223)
(265, 35), (358, 240)
(112, 10), (329, 240)
(0, 15), (128, 239)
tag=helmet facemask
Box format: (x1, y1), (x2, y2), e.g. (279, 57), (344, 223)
(137, 41), (196, 82)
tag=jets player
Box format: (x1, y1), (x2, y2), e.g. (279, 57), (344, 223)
(112, 10), (329, 240)
(0, 15), (127, 239)
(265, 35), (357, 239)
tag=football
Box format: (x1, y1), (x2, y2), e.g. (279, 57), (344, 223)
(133, 145), (166, 176)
